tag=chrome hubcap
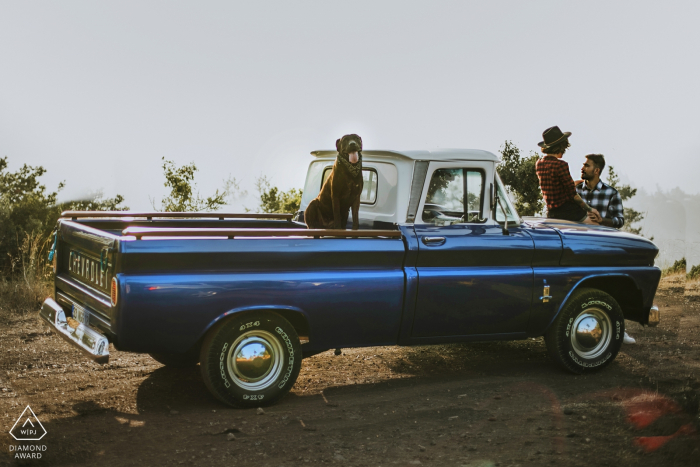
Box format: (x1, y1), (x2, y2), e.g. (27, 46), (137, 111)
(571, 308), (612, 359)
(227, 330), (284, 390)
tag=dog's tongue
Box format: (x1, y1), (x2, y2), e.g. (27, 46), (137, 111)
(348, 152), (359, 164)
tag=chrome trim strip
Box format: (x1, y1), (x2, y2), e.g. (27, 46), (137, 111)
(122, 227), (402, 240)
(39, 298), (109, 364)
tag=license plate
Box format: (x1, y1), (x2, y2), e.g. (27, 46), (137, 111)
(71, 304), (91, 326)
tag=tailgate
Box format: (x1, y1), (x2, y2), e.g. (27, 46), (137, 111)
(54, 219), (120, 332)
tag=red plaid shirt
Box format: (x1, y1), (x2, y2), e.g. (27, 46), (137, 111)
(535, 155), (577, 210)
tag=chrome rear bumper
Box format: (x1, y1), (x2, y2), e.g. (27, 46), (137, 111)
(39, 298), (110, 364)
(647, 305), (660, 327)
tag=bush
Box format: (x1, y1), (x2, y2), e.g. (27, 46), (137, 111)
(497, 141), (544, 216)
(0, 157), (127, 315)
(605, 166), (646, 236)
(253, 176), (303, 214)
(156, 158), (241, 212)
(688, 264), (700, 280)
(662, 258), (686, 277)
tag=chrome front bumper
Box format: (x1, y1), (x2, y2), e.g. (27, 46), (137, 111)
(648, 305), (660, 327)
(39, 298), (110, 364)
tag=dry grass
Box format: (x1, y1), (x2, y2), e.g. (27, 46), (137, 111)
(0, 230), (53, 320)
(686, 275), (700, 300)
(658, 271), (686, 288)
(0, 278), (51, 318)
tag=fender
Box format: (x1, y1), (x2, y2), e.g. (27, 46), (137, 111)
(198, 305), (311, 347)
(532, 269), (652, 336)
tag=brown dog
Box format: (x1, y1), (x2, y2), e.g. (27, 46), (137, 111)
(305, 134), (364, 230)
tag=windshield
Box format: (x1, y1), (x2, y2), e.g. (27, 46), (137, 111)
(494, 173), (520, 224)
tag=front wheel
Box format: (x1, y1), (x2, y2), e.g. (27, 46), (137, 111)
(544, 288), (624, 374)
(199, 311), (302, 408)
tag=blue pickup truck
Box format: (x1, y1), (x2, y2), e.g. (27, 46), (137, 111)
(40, 149), (661, 407)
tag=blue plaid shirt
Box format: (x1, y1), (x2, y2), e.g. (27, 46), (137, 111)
(576, 180), (625, 228)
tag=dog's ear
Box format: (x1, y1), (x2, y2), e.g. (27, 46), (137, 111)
(356, 134), (362, 151)
(336, 138), (342, 152)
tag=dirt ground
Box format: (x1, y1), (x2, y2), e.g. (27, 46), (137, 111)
(1, 274), (699, 467)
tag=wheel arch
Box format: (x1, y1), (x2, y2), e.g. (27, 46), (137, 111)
(551, 274), (645, 329)
(199, 305), (311, 344)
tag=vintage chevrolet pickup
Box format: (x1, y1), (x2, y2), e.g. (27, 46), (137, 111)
(40, 149), (661, 407)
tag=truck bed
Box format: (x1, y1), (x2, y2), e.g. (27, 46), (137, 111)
(51, 212), (405, 359)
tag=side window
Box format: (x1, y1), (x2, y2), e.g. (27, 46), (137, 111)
(321, 167), (378, 204)
(422, 168), (484, 225)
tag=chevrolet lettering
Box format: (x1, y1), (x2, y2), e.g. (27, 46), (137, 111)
(68, 250), (109, 292)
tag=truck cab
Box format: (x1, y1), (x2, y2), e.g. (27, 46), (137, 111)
(298, 149), (518, 230)
(300, 149), (529, 338)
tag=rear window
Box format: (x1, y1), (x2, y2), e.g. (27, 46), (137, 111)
(322, 167), (378, 205)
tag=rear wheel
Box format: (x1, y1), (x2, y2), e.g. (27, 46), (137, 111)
(199, 311), (302, 407)
(545, 288), (624, 374)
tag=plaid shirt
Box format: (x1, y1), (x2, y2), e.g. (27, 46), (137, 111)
(535, 155), (577, 210)
(576, 180), (625, 228)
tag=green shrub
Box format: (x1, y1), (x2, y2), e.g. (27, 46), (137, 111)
(497, 141), (544, 216)
(157, 158), (241, 212)
(253, 175), (302, 214)
(0, 157), (127, 279)
(662, 258), (686, 277)
(688, 264), (700, 280)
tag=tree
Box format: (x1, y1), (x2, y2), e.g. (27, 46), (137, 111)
(62, 191), (129, 212)
(0, 156), (128, 278)
(605, 166), (645, 236)
(253, 176), (303, 214)
(497, 141), (544, 216)
(0, 157), (62, 277)
(157, 158), (241, 212)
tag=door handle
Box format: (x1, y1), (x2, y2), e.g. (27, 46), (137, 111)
(422, 236), (446, 246)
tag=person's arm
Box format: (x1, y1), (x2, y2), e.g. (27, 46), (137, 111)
(605, 190), (625, 228)
(559, 162), (600, 218)
(573, 194), (600, 218)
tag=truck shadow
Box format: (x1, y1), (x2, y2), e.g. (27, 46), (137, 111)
(133, 365), (218, 413)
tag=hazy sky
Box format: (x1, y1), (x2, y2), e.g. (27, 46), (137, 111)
(1, 1), (698, 211)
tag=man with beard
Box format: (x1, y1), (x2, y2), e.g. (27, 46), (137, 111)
(577, 154), (634, 344)
(577, 154), (624, 228)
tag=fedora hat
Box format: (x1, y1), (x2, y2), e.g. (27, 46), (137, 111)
(538, 126), (572, 148)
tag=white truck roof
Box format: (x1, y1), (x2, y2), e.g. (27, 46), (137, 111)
(301, 148), (507, 227)
(310, 149), (500, 162)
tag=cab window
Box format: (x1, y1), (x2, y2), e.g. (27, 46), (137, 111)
(422, 168), (484, 224)
(322, 167), (378, 204)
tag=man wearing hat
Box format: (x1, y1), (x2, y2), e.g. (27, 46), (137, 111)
(535, 126), (600, 223)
